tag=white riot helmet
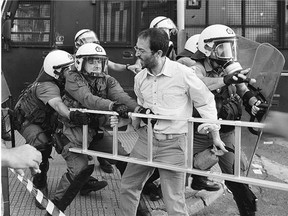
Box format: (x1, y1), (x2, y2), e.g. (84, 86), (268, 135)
(198, 24), (242, 74)
(149, 16), (178, 36)
(185, 34), (200, 53)
(177, 34), (204, 60)
(198, 24), (237, 59)
(75, 43), (108, 77)
(74, 29), (100, 50)
(43, 50), (74, 79)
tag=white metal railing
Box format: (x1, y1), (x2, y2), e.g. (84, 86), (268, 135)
(69, 108), (288, 192)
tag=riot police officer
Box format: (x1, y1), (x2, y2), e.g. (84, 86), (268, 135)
(179, 24), (260, 216)
(14, 50), (107, 210)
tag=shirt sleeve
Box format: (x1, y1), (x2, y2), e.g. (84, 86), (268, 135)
(36, 82), (61, 105)
(65, 71), (113, 110)
(106, 76), (139, 112)
(183, 67), (218, 120)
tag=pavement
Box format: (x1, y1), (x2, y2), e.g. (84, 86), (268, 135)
(2, 130), (224, 216)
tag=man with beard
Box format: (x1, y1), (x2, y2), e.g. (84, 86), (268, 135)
(119, 28), (227, 216)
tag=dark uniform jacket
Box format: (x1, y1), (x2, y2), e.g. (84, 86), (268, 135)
(63, 69), (138, 113)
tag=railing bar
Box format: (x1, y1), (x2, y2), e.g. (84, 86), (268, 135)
(112, 124), (118, 157)
(82, 125), (88, 151)
(234, 125), (242, 177)
(70, 108), (118, 116)
(70, 148), (288, 191)
(187, 121), (193, 169)
(129, 113), (264, 128)
(147, 119), (153, 163)
(70, 109), (264, 128)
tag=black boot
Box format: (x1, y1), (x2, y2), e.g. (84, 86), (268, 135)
(33, 160), (49, 209)
(225, 181), (257, 216)
(191, 175), (221, 191)
(46, 165), (95, 215)
(142, 182), (162, 201)
(80, 176), (108, 196)
(98, 157), (114, 173)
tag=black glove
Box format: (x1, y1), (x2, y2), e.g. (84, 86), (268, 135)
(224, 70), (251, 85)
(137, 106), (157, 126)
(111, 103), (129, 118)
(69, 110), (90, 125)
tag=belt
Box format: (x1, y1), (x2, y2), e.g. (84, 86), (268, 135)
(153, 133), (185, 141)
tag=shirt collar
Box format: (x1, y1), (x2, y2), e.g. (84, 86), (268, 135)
(144, 57), (172, 78)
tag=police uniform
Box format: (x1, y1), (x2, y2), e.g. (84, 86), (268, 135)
(52, 69), (138, 203)
(192, 59), (257, 215)
(14, 79), (61, 195)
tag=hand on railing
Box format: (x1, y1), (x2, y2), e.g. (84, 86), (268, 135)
(109, 115), (131, 128)
(197, 122), (228, 153)
(197, 123), (221, 134)
(137, 106), (157, 127)
(111, 103), (129, 118)
(69, 110), (90, 125)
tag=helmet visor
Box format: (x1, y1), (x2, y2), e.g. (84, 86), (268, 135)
(213, 40), (237, 61)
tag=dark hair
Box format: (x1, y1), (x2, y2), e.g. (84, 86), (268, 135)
(137, 28), (169, 56)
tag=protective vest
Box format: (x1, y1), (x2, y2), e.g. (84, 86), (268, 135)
(15, 82), (56, 128)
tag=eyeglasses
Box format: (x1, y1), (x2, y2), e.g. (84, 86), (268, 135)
(134, 46), (153, 55)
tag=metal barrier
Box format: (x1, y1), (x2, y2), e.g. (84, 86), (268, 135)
(69, 108), (288, 192)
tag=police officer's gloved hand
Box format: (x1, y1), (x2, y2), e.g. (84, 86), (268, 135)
(69, 110), (90, 125)
(224, 71), (251, 85)
(111, 103), (129, 118)
(137, 106), (157, 126)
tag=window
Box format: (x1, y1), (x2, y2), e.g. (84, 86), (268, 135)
(185, 0), (284, 48)
(99, 0), (132, 44)
(11, 1), (51, 45)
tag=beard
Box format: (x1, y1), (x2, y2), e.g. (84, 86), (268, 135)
(138, 56), (157, 70)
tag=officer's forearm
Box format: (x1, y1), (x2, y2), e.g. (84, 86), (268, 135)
(236, 83), (249, 97)
(108, 60), (126, 73)
(54, 101), (70, 119)
(200, 77), (225, 91)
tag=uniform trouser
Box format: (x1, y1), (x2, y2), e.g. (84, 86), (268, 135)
(53, 126), (128, 201)
(193, 130), (248, 173)
(193, 130), (256, 213)
(119, 127), (189, 216)
(21, 123), (52, 188)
